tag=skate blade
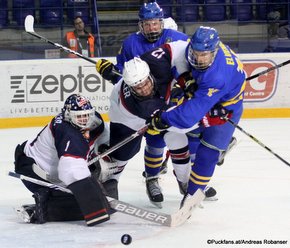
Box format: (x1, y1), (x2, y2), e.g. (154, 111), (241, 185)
(204, 196), (218, 201)
(149, 201), (163, 209)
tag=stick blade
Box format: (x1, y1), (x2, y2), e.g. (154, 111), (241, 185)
(24, 15), (35, 32)
(169, 189), (205, 227)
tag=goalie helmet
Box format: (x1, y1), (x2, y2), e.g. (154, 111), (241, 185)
(187, 26), (220, 70)
(138, 2), (164, 42)
(122, 57), (156, 100)
(62, 94), (102, 130)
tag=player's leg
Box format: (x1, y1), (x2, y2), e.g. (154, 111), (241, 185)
(144, 133), (166, 208)
(103, 122), (144, 199)
(163, 131), (190, 195)
(183, 106), (242, 206)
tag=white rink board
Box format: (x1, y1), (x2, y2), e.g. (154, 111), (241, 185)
(0, 53), (290, 119)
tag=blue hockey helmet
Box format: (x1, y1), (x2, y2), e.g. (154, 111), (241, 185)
(138, 2), (164, 20)
(187, 26), (220, 70)
(138, 2), (164, 42)
(62, 94), (101, 130)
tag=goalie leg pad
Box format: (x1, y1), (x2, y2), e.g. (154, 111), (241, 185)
(68, 177), (110, 226)
(46, 190), (83, 221)
(31, 188), (84, 224)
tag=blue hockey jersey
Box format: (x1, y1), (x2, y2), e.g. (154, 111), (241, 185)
(116, 28), (188, 72)
(161, 41), (246, 130)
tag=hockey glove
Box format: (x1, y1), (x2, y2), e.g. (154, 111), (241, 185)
(98, 143), (113, 162)
(184, 78), (197, 99)
(177, 72), (197, 99)
(96, 59), (120, 83)
(170, 83), (185, 106)
(200, 105), (233, 128)
(147, 109), (170, 132)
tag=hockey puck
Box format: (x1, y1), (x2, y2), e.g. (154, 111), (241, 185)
(121, 234), (132, 245)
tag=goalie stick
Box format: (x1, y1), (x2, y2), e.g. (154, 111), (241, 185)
(24, 15), (121, 76)
(225, 118), (290, 167)
(8, 171), (205, 227)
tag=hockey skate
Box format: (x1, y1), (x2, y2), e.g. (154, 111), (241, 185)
(217, 136), (237, 165)
(204, 186), (218, 201)
(145, 174), (163, 208)
(15, 204), (36, 223)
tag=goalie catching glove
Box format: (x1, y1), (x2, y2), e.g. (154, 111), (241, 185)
(96, 59), (120, 83)
(200, 105), (233, 128)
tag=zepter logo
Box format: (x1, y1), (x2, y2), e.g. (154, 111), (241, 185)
(243, 60), (278, 102)
(10, 66), (107, 103)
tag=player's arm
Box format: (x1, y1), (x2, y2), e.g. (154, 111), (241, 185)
(147, 104), (232, 133)
(96, 59), (120, 84)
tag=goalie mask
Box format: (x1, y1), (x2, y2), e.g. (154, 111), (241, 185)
(187, 26), (220, 70)
(122, 57), (156, 100)
(138, 2), (164, 42)
(62, 94), (102, 130)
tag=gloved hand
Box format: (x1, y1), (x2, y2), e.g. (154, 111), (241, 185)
(200, 105), (233, 128)
(184, 78), (197, 99)
(177, 72), (197, 99)
(146, 109), (170, 132)
(98, 143), (113, 162)
(170, 83), (185, 106)
(96, 59), (120, 83)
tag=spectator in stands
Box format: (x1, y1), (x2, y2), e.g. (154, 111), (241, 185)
(62, 16), (95, 58)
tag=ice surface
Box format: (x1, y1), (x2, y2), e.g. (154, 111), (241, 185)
(1, 118), (290, 248)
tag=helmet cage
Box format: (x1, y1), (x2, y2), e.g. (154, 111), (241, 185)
(138, 19), (164, 42)
(138, 2), (164, 42)
(187, 45), (218, 70)
(66, 108), (96, 130)
(62, 94), (100, 130)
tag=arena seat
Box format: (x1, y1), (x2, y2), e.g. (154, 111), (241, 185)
(13, 0), (35, 26)
(176, 0), (199, 22)
(39, 0), (62, 25)
(230, 0), (253, 21)
(255, 0), (267, 20)
(204, 0), (226, 21)
(67, 0), (90, 24)
(157, 0), (173, 18)
(256, 0), (289, 21)
(0, 0), (8, 27)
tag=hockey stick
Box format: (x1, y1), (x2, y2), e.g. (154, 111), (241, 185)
(88, 125), (149, 166)
(226, 118), (290, 167)
(246, 59), (290, 81)
(8, 171), (204, 227)
(24, 15), (121, 76)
